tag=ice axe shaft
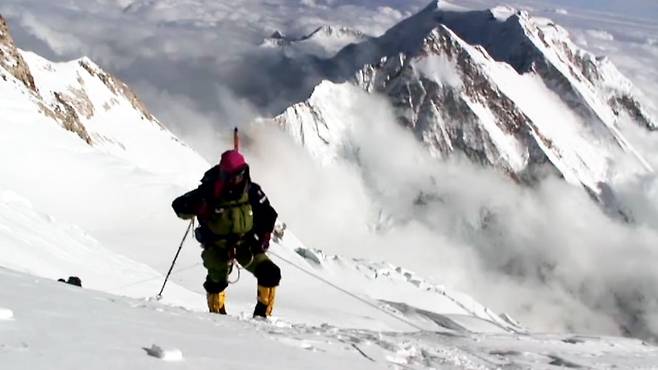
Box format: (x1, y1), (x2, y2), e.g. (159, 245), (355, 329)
(157, 219), (194, 299)
(233, 127), (240, 151)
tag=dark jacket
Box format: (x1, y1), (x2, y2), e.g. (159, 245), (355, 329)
(172, 165), (278, 245)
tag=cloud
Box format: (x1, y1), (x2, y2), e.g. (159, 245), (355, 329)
(242, 88), (658, 339)
(0, 0), (419, 134)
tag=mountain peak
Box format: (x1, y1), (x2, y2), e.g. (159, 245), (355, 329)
(1, 16), (165, 150)
(420, 0), (453, 13)
(306, 25), (365, 40)
(73, 56), (158, 125)
(283, 3), (656, 203)
(488, 5), (520, 21)
(420, 0), (440, 12)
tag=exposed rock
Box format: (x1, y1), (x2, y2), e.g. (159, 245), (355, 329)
(53, 92), (93, 144)
(610, 95), (656, 131)
(78, 59), (159, 126)
(1, 15), (163, 146)
(276, 3), (655, 200)
(302, 25), (367, 41)
(0, 15), (37, 92)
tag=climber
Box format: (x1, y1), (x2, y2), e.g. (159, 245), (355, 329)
(172, 149), (280, 318)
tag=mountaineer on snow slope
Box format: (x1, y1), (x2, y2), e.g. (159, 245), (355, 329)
(172, 149), (281, 318)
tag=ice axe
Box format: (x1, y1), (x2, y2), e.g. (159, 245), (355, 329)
(156, 218), (194, 300)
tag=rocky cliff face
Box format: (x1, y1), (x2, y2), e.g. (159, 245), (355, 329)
(274, 1), (656, 203)
(1, 14), (92, 143)
(0, 15), (36, 92)
(0, 15), (164, 146)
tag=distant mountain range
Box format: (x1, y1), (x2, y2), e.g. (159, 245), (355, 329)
(273, 1), (656, 211)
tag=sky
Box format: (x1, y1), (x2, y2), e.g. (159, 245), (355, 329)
(533, 0), (658, 19)
(1, 0), (658, 340)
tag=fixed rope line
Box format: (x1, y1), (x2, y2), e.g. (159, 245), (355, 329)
(267, 249), (425, 332)
(114, 219), (422, 331)
(116, 262), (202, 291)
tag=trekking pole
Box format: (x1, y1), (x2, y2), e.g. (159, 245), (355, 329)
(156, 218), (195, 299)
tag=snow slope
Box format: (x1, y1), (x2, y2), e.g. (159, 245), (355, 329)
(3, 266), (658, 369)
(0, 188), (200, 308)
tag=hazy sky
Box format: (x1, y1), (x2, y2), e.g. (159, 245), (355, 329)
(544, 0), (658, 19)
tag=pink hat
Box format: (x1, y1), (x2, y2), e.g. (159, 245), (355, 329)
(219, 150), (247, 174)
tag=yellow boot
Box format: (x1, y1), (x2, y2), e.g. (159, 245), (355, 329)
(207, 291), (227, 314)
(253, 285), (276, 318)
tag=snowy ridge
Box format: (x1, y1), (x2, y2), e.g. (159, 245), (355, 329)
(1, 13), (203, 177)
(274, 81), (357, 164)
(275, 1), (657, 200)
(262, 25), (369, 58)
(293, 246), (525, 333)
(19, 51), (203, 175)
(265, 226), (519, 333)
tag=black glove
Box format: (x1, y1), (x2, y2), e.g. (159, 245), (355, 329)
(194, 227), (216, 247)
(259, 232), (271, 252)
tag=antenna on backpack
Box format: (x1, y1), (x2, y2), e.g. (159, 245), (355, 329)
(233, 127), (240, 151)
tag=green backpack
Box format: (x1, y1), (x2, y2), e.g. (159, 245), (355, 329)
(205, 190), (254, 237)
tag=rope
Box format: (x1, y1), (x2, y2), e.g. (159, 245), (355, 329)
(117, 232), (250, 290)
(116, 262), (202, 291)
(228, 260), (241, 284)
(114, 220), (436, 332)
(267, 249), (425, 332)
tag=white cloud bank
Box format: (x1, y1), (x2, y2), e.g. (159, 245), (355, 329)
(243, 88), (658, 339)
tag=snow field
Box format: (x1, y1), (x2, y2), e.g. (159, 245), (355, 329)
(143, 344), (184, 361)
(0, 307), (14, 320)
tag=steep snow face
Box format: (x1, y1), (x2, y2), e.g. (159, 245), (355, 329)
(0, 18), (208, 270)
(274, 81), (363, 164)
(276, 1), (656, 200)
(20, 51), (203, 176)
(0, 188), (200, 307)
(2, 14), (204, 178)
(262, 25), (369, 59)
